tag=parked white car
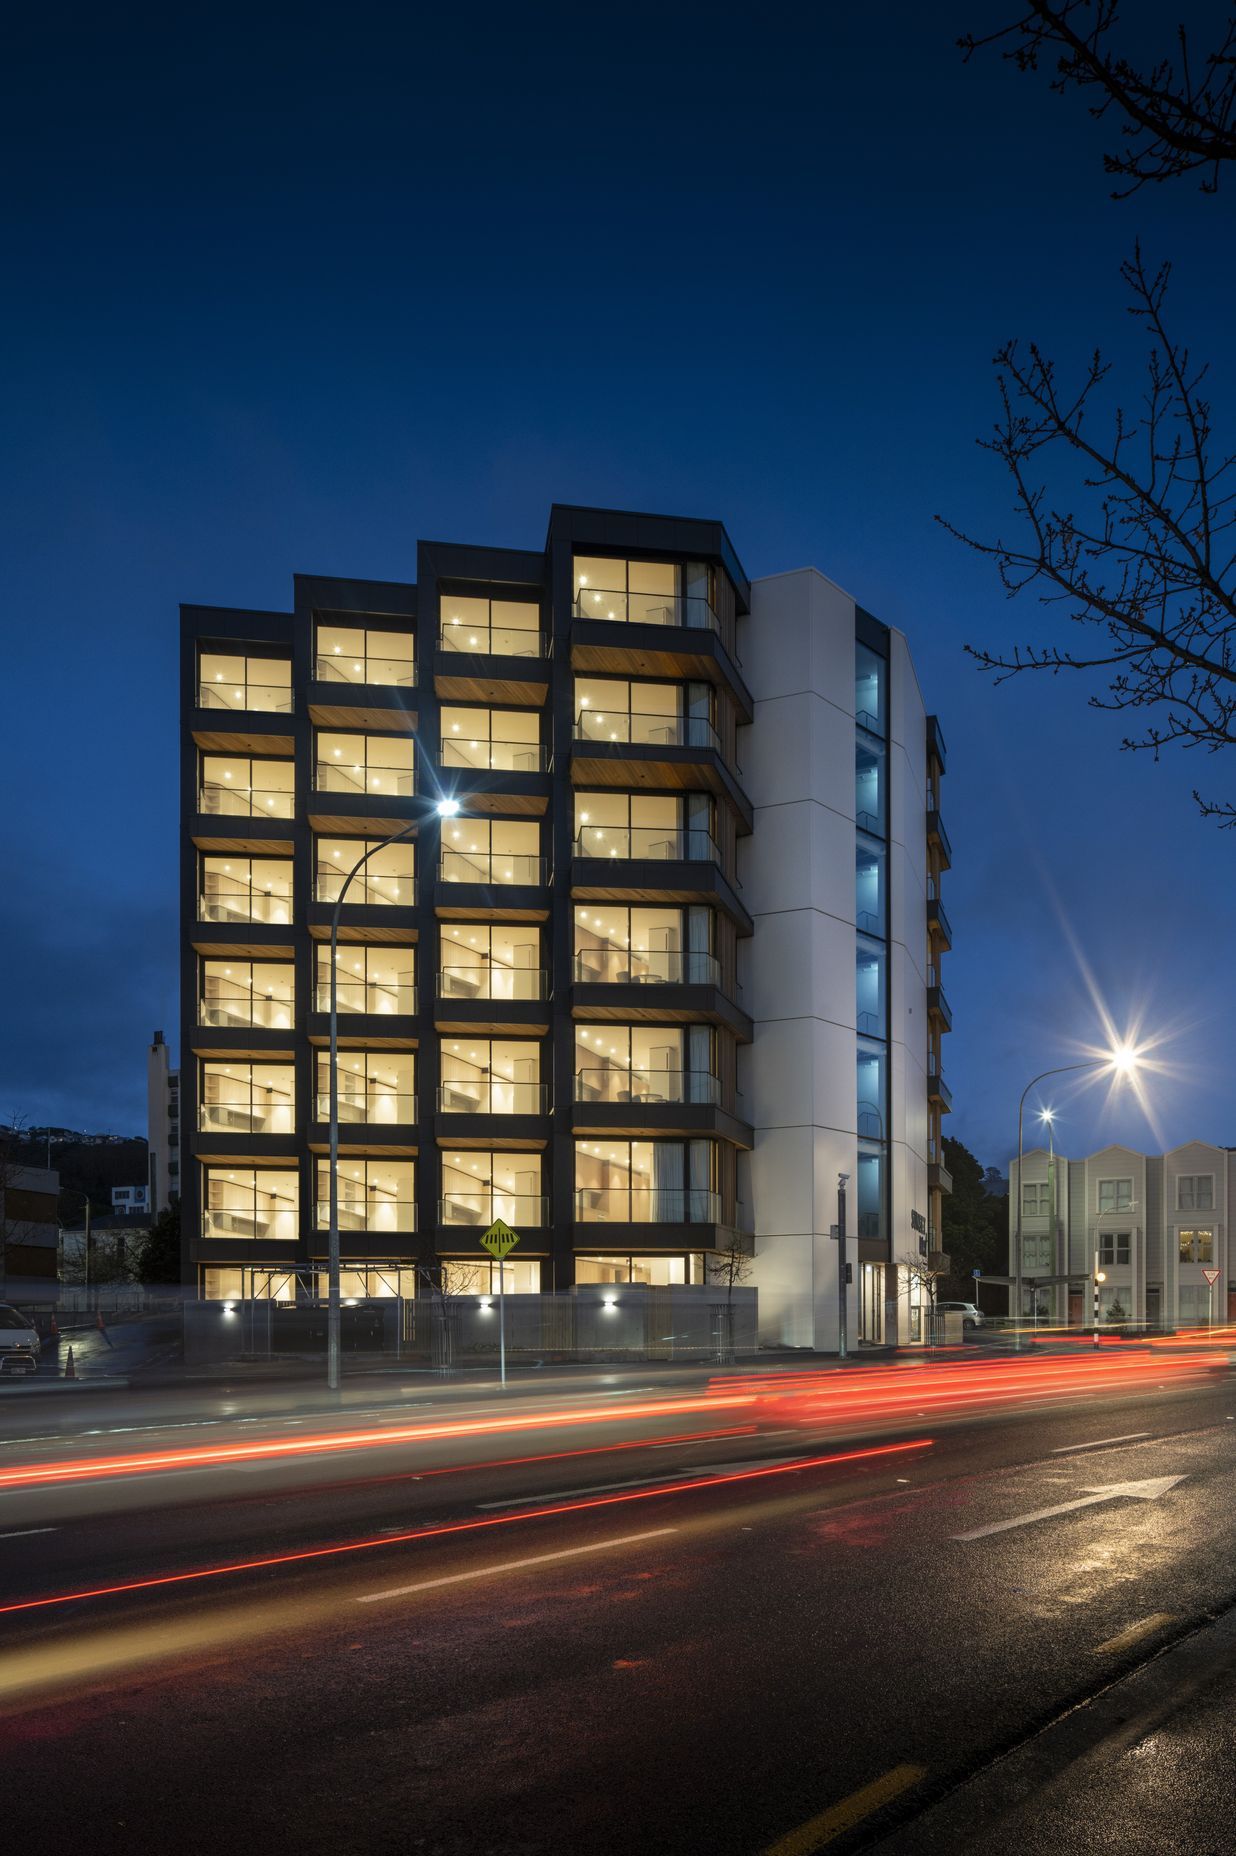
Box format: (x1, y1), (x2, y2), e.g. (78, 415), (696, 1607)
(0, 1305), (41, 1373)
(937, 1300), (985, 1332)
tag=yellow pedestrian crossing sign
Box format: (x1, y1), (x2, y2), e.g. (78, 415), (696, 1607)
(481, 1218), (520, 1261)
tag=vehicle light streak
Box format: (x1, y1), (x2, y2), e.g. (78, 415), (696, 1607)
(0, 1396), (760, 1492)
(0, 1438), (933, 1617)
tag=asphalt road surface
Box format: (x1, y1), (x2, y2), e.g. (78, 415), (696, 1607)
(2, 1348), (1235, 1855)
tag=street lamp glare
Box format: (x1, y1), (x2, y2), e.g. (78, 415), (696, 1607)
(1038, 1107), (1054, 1124)
(1109, 1044), (1138, 1075)
(436, 797), (461, 817)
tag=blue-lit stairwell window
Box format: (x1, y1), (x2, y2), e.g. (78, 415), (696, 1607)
(857, 1042), (885, 1139)
(857, 1145), (883, 1239)
(856, 939), (886, 1040)
(855, 737), (886, 837)
(855, 836), (886, 937)
(856, 642), (886, 737)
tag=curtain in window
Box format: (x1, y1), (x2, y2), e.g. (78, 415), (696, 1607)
(687, 1140), (712, 1221)
(651, 1143), (683, 1222)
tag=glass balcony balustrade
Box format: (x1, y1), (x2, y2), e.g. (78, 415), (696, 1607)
(437, 1193), (547, 1227)
(573, 1187), (721, 1223)
(199, 868), (293, 926)
(573, 1069), (720, 1106)
(439, 850), (545, 887)
(572, 947), (719, 986)
(436, 1080), (547, 1114)
(438, 964), (547, 1001)
(440, 737), (548, 773)
(314, 976), (416, 1015)
(573, 826), (718, 863)
(314, 1199), (418, 1232)
(314, 1091), (416, 1125)
(571, 588), (718, 632)
(573, 710), (719, 751)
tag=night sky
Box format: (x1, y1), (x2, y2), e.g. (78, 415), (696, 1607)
(4, 1), (1234, 1170)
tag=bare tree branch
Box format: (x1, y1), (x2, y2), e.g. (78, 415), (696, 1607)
(941, 249), (1236, 816)
(960, 2), (1236, 193)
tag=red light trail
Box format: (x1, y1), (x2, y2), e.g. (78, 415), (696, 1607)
(0, 1438), (934, 1617)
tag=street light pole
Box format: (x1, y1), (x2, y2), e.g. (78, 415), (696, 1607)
(837, 1172), (850, 1362)
(326, 800), (458, 1393)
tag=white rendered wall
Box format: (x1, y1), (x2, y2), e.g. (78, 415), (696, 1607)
(738, 570), (929, 1349)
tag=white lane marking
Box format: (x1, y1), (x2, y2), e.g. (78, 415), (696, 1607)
(357, 1527), (678, 1603)
(0, 1527), (57, 1540)
(954, 1475), (1187, 1541)
(1052, 1432), (1152, 1454)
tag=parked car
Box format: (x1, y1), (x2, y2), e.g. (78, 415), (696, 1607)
(937, 1300), (985, 1332)
(0, 1304), (41, 1373)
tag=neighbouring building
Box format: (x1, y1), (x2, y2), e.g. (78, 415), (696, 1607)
(112, 1184), (150, 1215)
(180, 505), (950, 1348)
(1010, 1141), (1236, 1326)
(0, 1162), (60, 1302)
(147, 1029), (180, 1212)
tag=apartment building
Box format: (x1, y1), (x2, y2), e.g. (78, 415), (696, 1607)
(180, 505), (949, 1347)
(1010, 1141), (1235, 1326)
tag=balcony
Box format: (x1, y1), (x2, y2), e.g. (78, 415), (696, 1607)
(927, 1065), (953, 1112)
(929, 1159), (954, 1196)
(202, 1206), (298, 1241)
(314, 652), (415, 690)
(927, 895), (952, 950)
(315, 765), (415, 798)
(927, 983), (953, 1032)
(199, 782), (294, 820)
(315, 1200), (417, 1233)
(439, 850), (546, 889)
(574, 826), (719, 864)
(438, 1194), (548, 1229)
(574, 711), (719, 753)
(315, 979), (417, 1016)
(573, 1188), (722, 1224)
(437, 1081), (548, 1115)
(571, 589), (718, 633)
(315, 869), (415, 907)
(573, 1069), (721, 1107)
(438, 621), (547, 660)
(441, 738), (549, 775)
(927, 713), (947, 773)
(315, 1092), (417, 1125)
(200, 873), (293, 928)
(573, 947), (720, 987)
(200, 1101), (295, 1138)
(927, 809), (953, 870)
(439, 967), (547, 1002)
(199, 988), (294, 1033)
(197, 678), (292, 714)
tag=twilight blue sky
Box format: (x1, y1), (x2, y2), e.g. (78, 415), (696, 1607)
(3, 1), (1234, 1167)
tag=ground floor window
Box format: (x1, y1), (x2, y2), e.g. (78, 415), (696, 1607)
(440, 1259), (542, 1294)
(575, 1253), (704, 1286)
(1178, 1281), (1221, 1325)
(202, 1267), (296, 1301)
(312, 1265), (418, 1299)
(1178, 1228), (1214, 1264)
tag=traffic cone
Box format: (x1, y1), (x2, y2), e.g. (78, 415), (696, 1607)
(96, 1311), (105, 1331)
(65, 1346), (76, 1379)
(48, 1313), (59, 1342)
(97, 1310), (113, 1348)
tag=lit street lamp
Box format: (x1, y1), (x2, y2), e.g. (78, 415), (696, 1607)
(1014, 1047), (1138, 1349)
(326, 795), (460, 1391)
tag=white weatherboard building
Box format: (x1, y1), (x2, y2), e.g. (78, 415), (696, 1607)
(741, 570), (947, 1350)
(1010, 1142), (1234, 1327)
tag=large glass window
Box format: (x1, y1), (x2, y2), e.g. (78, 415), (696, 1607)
(572, 557), (717, 631)
(1178, 1175), (1214, 1210)
(439, 595), (543, 658)
(198, 653), (292, 713)
(199, 959), (294, 1031)
(856, 1144), (883, 1239)
(1100, 1231), (1132, 1265)
(573, 904), (716, 985)
(1098, 1178), (1134, 1213)
(199, 855), (293, 927)
(440, 817), (541, 886)
(439, 1040), (544, 1114)
(313, 1265), (418, 1299)
(203, 1167), (299, 1241)
(316, 837), (414, 905)
(1179, 1228), (1214, 1263)
(314, 622), (414, 687)
(200, 1061), (296, 1136)
(315, 732), (414, 797)
(574, 791), (715, 862)
(441, 1259), (542, 1294)
(855, 737), (886, 836)
(202, 1267), (296, 1302)
(315, 944), (415, 1015)
(440, 1152), (544, 1227)
(855, 641), (887, 736)
(199, 753), (294, 819)
(576, 1254), (705, 1286)
(856, 1041), (885, 1139)
(856, 938), (886, 1038)
(574, 1025), (717, 1105)
(315, 1159), (416, 1232)
(574, 1140), (718, 1223)
(315, 1051), (415, 1125)
(439, 923), (543, 1001)
(440, 707), (544, 772)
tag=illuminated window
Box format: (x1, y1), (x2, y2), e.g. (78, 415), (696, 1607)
(572, 904), (715, 985)
(202, 1168), (299, 1241)
(573, 1140), (717, 1223)
(438, 595), (542, 657)
(440, 706), (543, 772)
(314, 621), (414, 687)
(440, 1152), (544, 1227)
(199, 959), (294, 1031)
(1179, 1228), (1214, 1264)
(315, 1051), (414, 1125)
(315, 944), (415, 1015)
(199, 854), (293, 927)
(315, 837), (414, 905)
(439, 922), (543, 1001)
(439, 817), (541, 886)
(200, 1062), (296, 1136)
(439, 1039), (543, 1115)
(315, 731), (414, 797)
(198, 652), (291, 713)
(314, 1159), (416, 1232)
(199, 753), (294, 818)
(571, 558), (716, 631)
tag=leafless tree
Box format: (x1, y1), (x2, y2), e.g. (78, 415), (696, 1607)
(944, 248), (1236, 820)
(899, 1251), (950, 1314)
(707, 1236), (754, 1362)
(960, 2), (1236, 194)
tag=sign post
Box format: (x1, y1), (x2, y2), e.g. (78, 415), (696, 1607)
(1203, 1264), (1220, 1330)
(481, 1219), (520, 1387)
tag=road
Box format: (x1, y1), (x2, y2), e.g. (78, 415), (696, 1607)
(2, 1345), (1235, 1855)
